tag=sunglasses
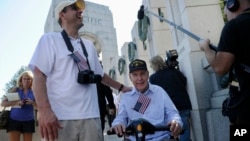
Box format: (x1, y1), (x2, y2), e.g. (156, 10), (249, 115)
(69, 4), (80, 11)
(62, 4), (80, 12)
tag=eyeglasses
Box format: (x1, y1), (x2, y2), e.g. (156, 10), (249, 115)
(69, 4), (79, 11)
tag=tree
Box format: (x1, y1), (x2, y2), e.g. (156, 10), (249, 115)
(4, 66), (29, 93)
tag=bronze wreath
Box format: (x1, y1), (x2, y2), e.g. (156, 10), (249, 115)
(138, 15), (149, 49)
(128, 42), (137, 62)
(118, 58), (126, 75)
(109, 68), (116, 80)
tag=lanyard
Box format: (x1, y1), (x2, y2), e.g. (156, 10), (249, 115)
(61, 30), (92, 70)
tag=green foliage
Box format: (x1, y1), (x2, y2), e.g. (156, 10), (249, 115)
(4, 66), (29, 93)
(220, 0), (227, 22)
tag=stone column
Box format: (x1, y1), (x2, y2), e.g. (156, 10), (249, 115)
(136, 0), (228, 140)
(163, 0), (227, 141)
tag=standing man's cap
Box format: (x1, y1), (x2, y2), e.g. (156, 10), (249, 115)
(55, 0), (85, 21)
(129, 59), (148, 73)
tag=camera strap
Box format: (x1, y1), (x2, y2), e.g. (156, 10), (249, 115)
(61, 30), (92, 70)
(79, 38), (91, 70)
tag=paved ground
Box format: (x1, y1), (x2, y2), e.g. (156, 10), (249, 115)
(0, 126), (124, 141)
(0, 118), (123, 141)
(103, 121), (124, 141)
(104, 132), (124, 141)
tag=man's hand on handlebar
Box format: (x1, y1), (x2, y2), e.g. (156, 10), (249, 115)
(109, 124), (126, 136)
(168, 120), (183, 137)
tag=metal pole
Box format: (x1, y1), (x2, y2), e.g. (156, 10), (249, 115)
(144, 9), (217, 51)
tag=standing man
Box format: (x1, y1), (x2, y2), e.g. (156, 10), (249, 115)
(149, 55), (192, 141)
(96, 82), (116, 132)
(29, 0), (131, 141)
(199, 0), (250, 124)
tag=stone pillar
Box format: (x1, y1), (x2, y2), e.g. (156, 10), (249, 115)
(163, 0), (226, 141)
(131, 0), (227, 141)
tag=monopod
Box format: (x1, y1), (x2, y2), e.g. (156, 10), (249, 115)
(137, 5), (217, 51)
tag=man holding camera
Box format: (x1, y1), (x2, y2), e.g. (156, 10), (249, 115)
(28, 0), (131, 141)
(199, 0), (250, 125)
(149, 55), (192, 141)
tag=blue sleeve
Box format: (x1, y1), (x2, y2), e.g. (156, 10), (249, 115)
(111, 94), (128, 127)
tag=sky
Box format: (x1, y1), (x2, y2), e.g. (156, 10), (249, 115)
(0, 0), (142, 97)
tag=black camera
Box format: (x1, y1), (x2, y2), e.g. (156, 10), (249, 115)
(77, 70), (102, 84)
(165, 49), (179, 69)
(22, 98), (28, 104)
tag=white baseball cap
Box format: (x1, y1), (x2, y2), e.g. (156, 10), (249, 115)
(55, 0), (85, 21)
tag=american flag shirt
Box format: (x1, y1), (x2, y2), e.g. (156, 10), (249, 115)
(112, 83), (183, 141)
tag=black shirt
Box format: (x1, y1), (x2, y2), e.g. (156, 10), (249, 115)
(96, 83), (115, 115)
(149, 68), (192, 111)
(218, 8), (250, 94)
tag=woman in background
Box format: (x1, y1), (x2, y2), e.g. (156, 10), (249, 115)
(1, 70), (37, 141)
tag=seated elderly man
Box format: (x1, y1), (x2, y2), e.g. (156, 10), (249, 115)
(110, 59), (183, 141)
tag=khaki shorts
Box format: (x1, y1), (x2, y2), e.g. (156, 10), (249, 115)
(41, 118), (103, 141)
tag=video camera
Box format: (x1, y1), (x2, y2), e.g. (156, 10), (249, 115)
(165, 49), (179, 69)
